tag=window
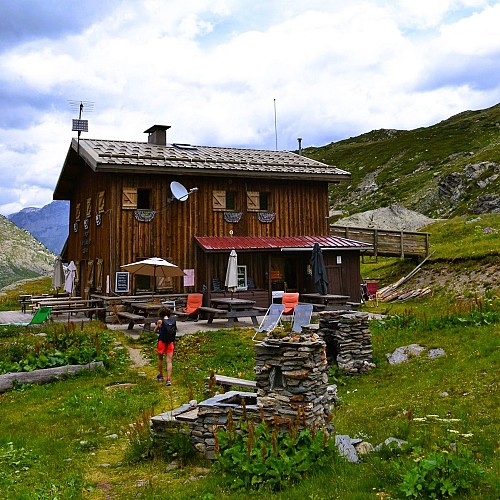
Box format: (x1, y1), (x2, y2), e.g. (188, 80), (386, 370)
(122, 188), (151, 210)
(247, 191), (271, 211)
(137, 189), (150, 209)
(213, 190), (238, 211)
(237, 265), (247, 290)
(259, 192), (269, 211)
(226, 191), (236, 210)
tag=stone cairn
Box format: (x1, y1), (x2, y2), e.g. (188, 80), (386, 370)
(309, 310), (376, 375)
(254, 337), (335, 431)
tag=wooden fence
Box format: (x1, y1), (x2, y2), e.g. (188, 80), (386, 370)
(330, 225), (430, 259)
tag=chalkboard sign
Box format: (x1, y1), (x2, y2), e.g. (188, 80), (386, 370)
(115, 272), (130, 293)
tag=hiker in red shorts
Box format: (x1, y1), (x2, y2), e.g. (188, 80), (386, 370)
(154, 307), (177, 386)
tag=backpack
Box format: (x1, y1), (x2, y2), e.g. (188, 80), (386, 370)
(158, 317), (177, 344)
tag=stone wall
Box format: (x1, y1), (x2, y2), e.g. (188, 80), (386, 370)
(311, 310), (376, 375)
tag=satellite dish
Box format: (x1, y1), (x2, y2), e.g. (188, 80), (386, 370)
(169, 182), (199, 203)
(170, 181), (189, 201)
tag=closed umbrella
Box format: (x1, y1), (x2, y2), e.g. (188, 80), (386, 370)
(64, 260), (77, 295)
(121, 257), (185, 293)
(311, 243), (329, 295)
(225, 249), (238, 298)
(52, 256), (65, 295)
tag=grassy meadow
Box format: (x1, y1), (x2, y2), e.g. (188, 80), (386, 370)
(0, 215), (498, 498)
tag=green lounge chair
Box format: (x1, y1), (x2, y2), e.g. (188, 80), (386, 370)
(0, 306), (52, 327)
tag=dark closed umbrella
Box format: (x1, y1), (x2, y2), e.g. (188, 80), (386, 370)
(311, 243), (328, 295)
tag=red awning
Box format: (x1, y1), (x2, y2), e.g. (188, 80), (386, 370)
(195, 235), (372, 253)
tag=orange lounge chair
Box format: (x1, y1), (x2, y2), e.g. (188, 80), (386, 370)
(179, 293), (203, 321)
(282, 292), (299, 315)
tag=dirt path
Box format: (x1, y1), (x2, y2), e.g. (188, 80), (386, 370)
(126, 346), (148, 367)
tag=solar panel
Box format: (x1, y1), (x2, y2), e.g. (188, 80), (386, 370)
(72, 119), (88, 132)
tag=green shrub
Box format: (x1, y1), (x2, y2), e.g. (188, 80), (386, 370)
(398, 448), (485, 498)
(213, 409), (336, 492)
(0, 322), (129, 374)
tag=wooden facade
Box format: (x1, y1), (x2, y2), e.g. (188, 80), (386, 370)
(54, 126), (369, 304)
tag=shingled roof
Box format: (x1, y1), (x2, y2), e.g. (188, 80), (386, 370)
(65, 136), (348, 177)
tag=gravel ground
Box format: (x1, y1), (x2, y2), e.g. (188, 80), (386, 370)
(335, 204), (436, 231)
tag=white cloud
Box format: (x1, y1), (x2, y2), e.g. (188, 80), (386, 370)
(0, 0), (499, 215)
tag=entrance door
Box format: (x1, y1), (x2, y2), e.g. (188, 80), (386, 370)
(325, 264), (343, 295)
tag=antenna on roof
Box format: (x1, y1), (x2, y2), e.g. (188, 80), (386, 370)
(274, 98), (278, 151)
(69, 100), (94, 153)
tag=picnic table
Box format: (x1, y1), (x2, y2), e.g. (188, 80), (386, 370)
(300, 293), (350, 310)
(18, 294), (32, 313)
(31, 297), (104, 320)
(205, 298), (259, 326)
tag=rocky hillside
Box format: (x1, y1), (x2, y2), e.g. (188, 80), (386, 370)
(8, 200), (69, 255)
(304, 103), (500, 219)
(0, 215), (55, 289)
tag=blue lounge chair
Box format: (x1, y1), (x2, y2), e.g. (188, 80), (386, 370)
(291, 303), (313, 333)
(0, 306), (52, 327)
(252, 304), (285, 341)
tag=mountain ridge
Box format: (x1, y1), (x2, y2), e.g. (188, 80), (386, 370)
(0, 215), (55, 289)
(303, 102), (500, 218)
(8, 200), (69, 255)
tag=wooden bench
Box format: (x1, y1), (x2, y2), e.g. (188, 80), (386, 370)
(346, 302), (361, 310)
(198, 306), (227, 323)
(51, 307), (106, 321)
(205, 374), (257, 392)
(115, 311), (146, 330)
(298, 302), (325, 312)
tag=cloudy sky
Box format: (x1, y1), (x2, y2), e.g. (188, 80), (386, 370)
(1, 0), (499, 216)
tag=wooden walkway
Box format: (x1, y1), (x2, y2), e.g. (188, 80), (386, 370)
(330, 225), (430, 259)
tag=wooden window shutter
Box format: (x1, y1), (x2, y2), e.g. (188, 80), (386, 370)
(95, 258), (103, 292)
(97, 191), (105, 214)
(247, 191), (260, 211)
(86, 198), (92, 218)
(87, 260), (95, 286)
(122, 188), (137, 209)
(75, 203), (81, 222)
(212, 190), (226, 210)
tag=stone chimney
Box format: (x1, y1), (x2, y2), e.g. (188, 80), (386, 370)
(144, 125), (171, 146)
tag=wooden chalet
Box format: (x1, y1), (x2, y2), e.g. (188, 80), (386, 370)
(53, 125), (371, 306)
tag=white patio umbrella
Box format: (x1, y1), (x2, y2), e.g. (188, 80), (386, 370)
(120, 257), (185, 292)
(225, 249), (238, 298)
(64, 260), (77, 295)
(52, 256), (65, 295)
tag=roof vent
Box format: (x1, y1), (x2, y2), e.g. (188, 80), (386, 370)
(144, 125), (171, 146)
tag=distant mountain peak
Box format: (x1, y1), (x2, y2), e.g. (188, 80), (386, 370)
(8, 200), (69, 254)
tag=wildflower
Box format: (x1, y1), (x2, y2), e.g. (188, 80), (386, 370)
(447, 429), (459, 433)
